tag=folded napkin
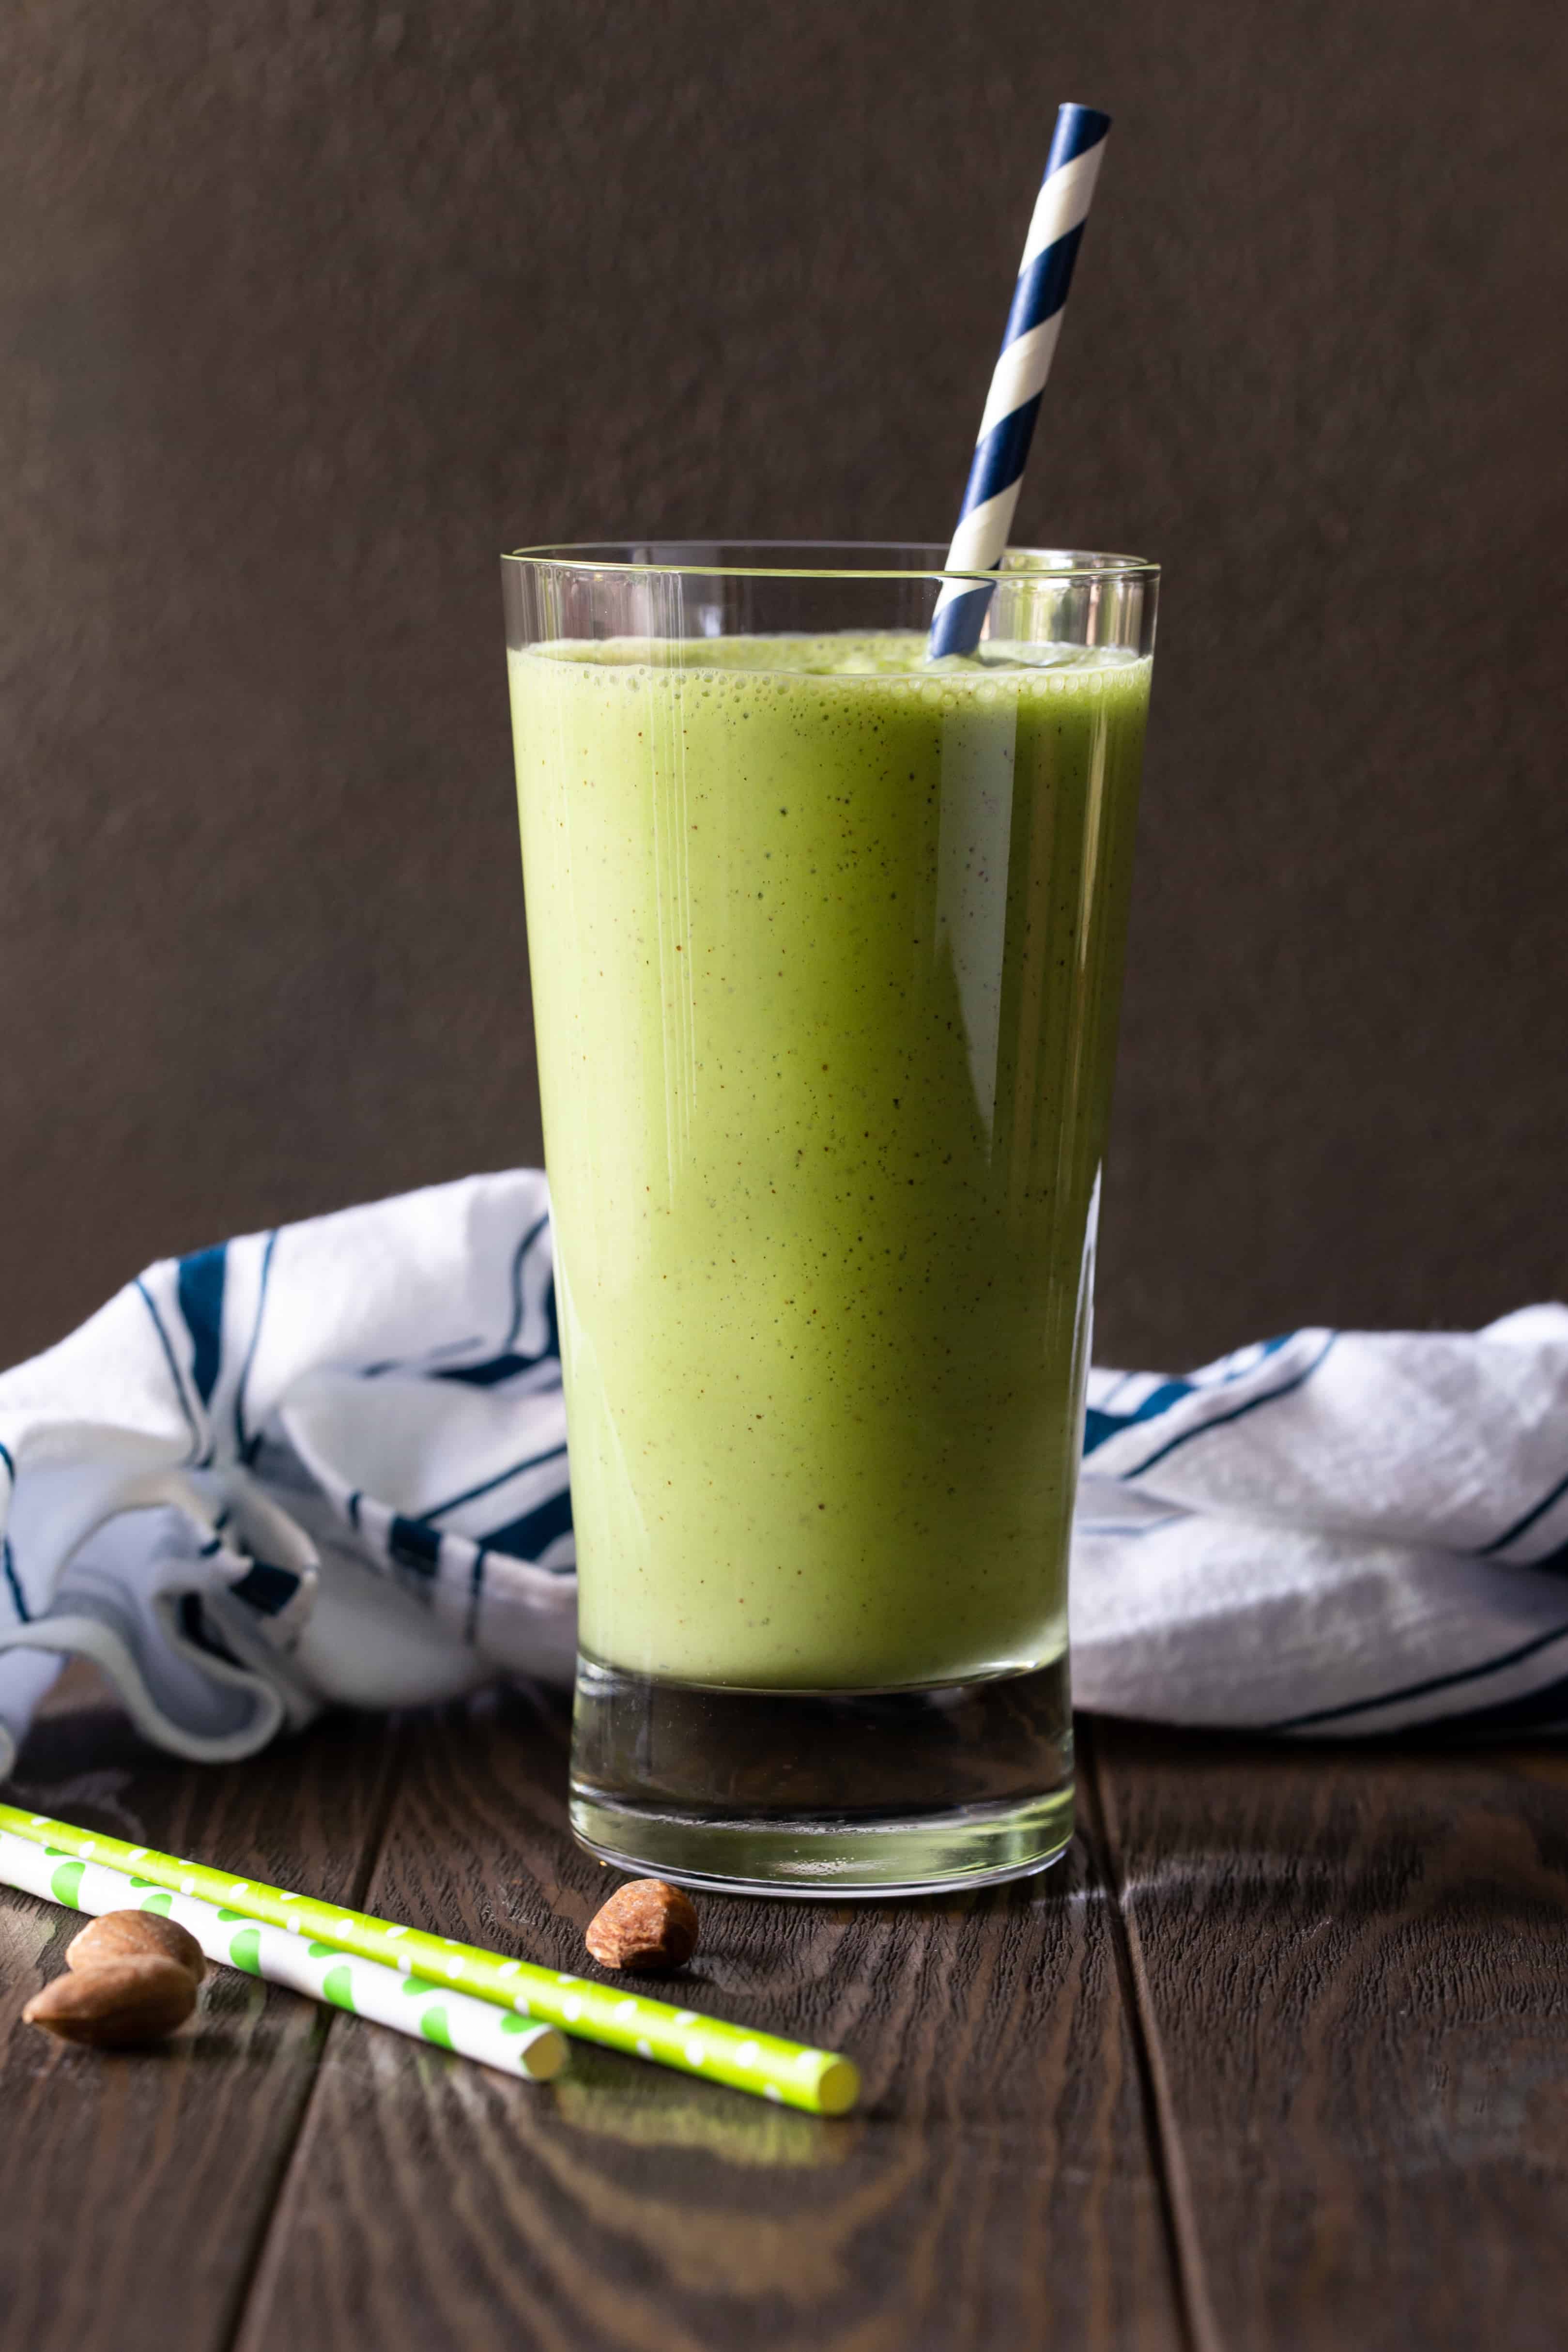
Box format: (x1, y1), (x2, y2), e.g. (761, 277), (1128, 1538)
(0, 1168), (1565, 1783)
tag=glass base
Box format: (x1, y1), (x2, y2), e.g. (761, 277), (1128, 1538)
(569, 1651), (1074, 1898)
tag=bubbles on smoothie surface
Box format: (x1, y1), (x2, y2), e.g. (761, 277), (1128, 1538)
(526, 630), (1148, 692)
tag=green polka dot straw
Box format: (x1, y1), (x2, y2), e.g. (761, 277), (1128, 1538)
(0, 1821), (565, 2080)
(0, 1804), (860, 2114)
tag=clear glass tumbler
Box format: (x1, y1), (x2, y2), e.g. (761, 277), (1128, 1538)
(502, 543), (1157, 1895)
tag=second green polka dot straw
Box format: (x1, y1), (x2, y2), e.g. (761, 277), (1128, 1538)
(0, 1804), (860, 2114)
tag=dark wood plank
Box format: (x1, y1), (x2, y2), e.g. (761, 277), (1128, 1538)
(0, 1666), (400, 2352)
(1091, 1723), (1568, 2352)
(237, 1685), (1182, 2352)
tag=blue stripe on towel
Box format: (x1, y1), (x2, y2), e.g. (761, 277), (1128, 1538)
(1083, 1379), (1195, 1457)
(1269, 1615), (1568, 1732)
(1074, 1514), (1188, 1540)
(175, 1244), (227, 1406)
(506, 1213), (550, 1349)
(0, 1443), (16, 1615)
(439, 1214), (558, 1385)
(1083, 1337), (1298, 1458)
(177, 1593), (242, 1664)
(1410, 1670), (1568, 1739)
(1479, 1464), (1568, 1557)
(233, 1231), (277, 1463)
(1118, 1333), (1338, 1479)
(435, 1353), (540, 1389)
(423, 1441), (570, 1524)
(465, 1545), (489, 1644)
(389, 1517), (442, 1578)
(481, 1486), (574, 1564)
(135, 1279), (201, 1461)
(439, 1295), (560, 1388)
(360, 1334), (487, 1380)
(230, 1561), (300, 1616)
(2, 1538), (28, 1623)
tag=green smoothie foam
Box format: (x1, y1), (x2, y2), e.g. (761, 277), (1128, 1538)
(510, 630), (1149, 1688)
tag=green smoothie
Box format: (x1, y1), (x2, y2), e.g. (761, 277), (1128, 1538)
(510, 631), (1149, 1689)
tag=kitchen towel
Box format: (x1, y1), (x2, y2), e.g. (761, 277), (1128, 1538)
(1, 1168), (1566, 1782)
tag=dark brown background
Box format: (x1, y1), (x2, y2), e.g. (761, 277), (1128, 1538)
(1, 0), (1564, 1371)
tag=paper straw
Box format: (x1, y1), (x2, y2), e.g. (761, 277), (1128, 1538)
(0, 1825), (566, 2081)
(0, 1805), (860, 2115)
(928, 102), (1111, 660)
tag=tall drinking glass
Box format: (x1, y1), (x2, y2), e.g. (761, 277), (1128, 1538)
(502, 544), (1157, 1895)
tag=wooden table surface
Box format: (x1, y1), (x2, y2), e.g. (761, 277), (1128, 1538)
(3, 1668), (1566, 2352)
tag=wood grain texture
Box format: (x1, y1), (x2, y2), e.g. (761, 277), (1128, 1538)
(1092, 1724), (1568, 2352)
(237, 1685), (1181, 2352)
(0, 1667), (399, 2352)
(15, 1682), (1565, 2352)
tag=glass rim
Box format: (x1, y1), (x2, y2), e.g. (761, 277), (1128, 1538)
(501, 539), (1159, 586)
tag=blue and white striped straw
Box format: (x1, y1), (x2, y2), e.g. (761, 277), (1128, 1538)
(928, 103), (1112, 660)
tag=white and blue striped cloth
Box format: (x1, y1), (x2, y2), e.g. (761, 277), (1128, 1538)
(1, 1168), (1566, 1783)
